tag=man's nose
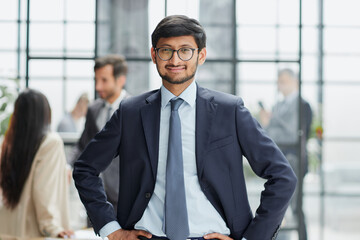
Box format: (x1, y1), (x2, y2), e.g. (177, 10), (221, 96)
(95, 82), (102, 91)
(169, 50), (182, 65)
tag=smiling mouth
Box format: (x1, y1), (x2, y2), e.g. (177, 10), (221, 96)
(166, 65), (186, 72)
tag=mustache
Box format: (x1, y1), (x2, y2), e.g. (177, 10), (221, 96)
(165, 64), (186, 68)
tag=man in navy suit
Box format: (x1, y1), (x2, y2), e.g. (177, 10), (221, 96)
(73, 15), (297, 240)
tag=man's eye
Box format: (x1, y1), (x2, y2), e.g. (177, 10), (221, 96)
(162, 48), (173, 52)
(180, 48), (191, 53)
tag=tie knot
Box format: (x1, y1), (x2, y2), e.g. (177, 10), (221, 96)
(170, 98), (184, 111)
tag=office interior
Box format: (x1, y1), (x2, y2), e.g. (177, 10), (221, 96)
(0, 0), (359, 239)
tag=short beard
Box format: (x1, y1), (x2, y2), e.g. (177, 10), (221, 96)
(161, 71), (196, 85)
(156, 58), (198, 85)
(103, 90), (116, 102)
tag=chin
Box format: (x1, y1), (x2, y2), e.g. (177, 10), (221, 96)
(162, 73), (195, 85)
(165, 78), (190, 85)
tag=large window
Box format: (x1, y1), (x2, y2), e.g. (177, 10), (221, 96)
(320, 1), (360, 239)
(27, 0), (96, 129)
(0, 0), (96, 132)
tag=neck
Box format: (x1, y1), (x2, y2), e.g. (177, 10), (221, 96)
(107, 90), (122, 104)
(163, 79), (194, 96)
(284, 89), (298, 97)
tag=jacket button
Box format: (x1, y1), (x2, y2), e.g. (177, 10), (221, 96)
(145, 192), (151, 199)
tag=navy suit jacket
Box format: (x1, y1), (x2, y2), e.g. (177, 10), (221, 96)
(73, 85), (297, 240)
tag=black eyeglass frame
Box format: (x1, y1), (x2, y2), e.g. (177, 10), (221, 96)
(154, 47), (199, 61)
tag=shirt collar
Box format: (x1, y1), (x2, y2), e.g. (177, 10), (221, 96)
(161, 80), (197, 109)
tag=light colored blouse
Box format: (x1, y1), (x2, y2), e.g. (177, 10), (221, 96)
(0, 132), (70, 238)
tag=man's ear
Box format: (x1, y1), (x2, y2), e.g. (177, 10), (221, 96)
(116, 75), (126, 89)
(198, 47), (207, 65)
(151, 47), (157, 64)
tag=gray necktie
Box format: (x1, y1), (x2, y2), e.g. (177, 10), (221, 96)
(165, 98), (189, 240)
(107, 106), (113, 121)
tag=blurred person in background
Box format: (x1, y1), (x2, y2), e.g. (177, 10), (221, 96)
(69, 54), (130, 212)
(0, 89), (73, 238)
(259, 68), (312, 240)
(57, 93), (89, 133)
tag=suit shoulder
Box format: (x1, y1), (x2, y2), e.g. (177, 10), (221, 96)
(121, 89), (159, 107)
(199, 86), (244, 106)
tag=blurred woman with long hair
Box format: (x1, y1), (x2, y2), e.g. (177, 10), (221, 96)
(0, 89), (73, 238)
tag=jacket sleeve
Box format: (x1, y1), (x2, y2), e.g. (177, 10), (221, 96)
(72, 106), (122, 234)
(235, 99), (297, 240)
(32, 133), (70, 237)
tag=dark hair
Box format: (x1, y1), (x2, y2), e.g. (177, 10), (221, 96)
(94, 54), (128, 79)
(0, 89), (51, 209)
(151, 15), (207, 50)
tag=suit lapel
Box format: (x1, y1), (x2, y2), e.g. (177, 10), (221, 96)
(140, 90), (161, 180)
(139, 86), (217, 180)
(196, 86), (218, 178)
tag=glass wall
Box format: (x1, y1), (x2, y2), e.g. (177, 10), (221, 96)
(0, 0), (96, 133)
(320, 0), (360, 239)
(27, 0), (96, 131)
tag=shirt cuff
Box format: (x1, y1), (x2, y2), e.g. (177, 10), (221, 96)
(99, 221), (121, 239)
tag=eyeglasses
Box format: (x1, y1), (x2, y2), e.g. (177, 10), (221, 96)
(155, 47), (198, 61)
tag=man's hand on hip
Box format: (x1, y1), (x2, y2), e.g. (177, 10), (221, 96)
(204, 232), (233, 240)
(107, 229), (152, 240)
